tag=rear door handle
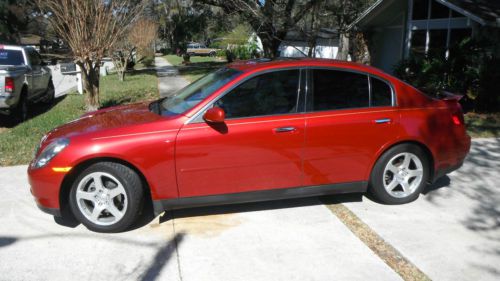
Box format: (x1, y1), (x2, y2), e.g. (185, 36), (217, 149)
(274, 126), (296, 133)
(374, 118), (392, 124)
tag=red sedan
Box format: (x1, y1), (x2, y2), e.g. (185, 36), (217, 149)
(28, 58), (470, 232)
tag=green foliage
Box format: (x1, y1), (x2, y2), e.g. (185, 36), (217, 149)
(140, 56), (155, 67)
(394, 38), (500, 112)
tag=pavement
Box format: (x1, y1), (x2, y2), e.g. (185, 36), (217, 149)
(155, 56), (190, 98)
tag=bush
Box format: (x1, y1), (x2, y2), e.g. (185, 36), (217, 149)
(393, 37), (499, 112)
(159, 48), (172, 55)
(141, 56), (154, 67)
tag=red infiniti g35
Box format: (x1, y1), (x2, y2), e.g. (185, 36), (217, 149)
(28, 58), (470, 232)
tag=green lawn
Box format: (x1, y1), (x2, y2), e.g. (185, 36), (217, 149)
(465, 112), (500, 138)
(163, 54), (227, 82)
(0, 70), (159, 166)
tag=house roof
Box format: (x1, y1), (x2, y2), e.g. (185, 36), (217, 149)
(441, 0), (500, 25)
(350, 0), (500, 29)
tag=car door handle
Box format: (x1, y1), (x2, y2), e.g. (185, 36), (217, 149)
(274, 126), (296, 133)
(374, 118), (392, 124)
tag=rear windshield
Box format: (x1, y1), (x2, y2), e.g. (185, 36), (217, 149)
(0, 50), (25, 65)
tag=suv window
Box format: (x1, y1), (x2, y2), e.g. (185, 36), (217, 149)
(215, 69), (300, 119)
(28, 50), (41, 66)
(310, 69), (369, 111)
(370, 77), (393, 107)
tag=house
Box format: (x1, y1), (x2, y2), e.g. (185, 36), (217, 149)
(349, 0), (500, 73)
(279, 28), (340, 59)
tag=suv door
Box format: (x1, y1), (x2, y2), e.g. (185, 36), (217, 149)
(303, 68), (400, 186)
(27, 49), (43, 96)
(176, 69), (305, 197)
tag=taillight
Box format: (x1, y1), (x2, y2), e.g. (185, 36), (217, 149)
(5, 77), (15, 93)
(452, 113), (464, 125)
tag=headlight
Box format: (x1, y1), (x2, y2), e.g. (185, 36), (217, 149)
(32, 138), (70, 169)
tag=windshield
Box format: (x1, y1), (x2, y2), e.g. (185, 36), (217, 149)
(0, 50), (25, 65)
(161, 68), (241, 116)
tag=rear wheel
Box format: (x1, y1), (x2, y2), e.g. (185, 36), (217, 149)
(69, 162), (144, 232)
(369, 144), (429, 204)
(209, 51), (216, 57)
(16, 91), (29, 122)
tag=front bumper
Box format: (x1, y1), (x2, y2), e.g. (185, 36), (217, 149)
(28, 164), (66, 216)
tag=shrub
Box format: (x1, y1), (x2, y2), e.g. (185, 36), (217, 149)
(393, 37), (499, 112)
(141, 56), (154, 67)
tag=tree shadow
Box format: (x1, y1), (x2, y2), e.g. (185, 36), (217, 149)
(140, 233), (184, 281)
(178, 61), (227, 78)
(0, 95), (66, 128)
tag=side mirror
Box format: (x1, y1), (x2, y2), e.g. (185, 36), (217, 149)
(203, 106), (225, 123)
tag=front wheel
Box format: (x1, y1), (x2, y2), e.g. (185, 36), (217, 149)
(44, 79), (55, 103)
(369, 144), (430, 204)
(69, 162), (144, 232)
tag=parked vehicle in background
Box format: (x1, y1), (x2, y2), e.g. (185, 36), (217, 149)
(0, 45), (54, 121)
(28, 58), (470, 233)
(186, 43), (218, 57)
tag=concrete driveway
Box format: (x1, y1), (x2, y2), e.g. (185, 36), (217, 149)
(0, 138), (498, 280)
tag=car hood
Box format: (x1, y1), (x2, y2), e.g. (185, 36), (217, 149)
(44, 102), (167, 141)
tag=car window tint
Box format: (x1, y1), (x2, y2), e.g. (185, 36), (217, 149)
(371, 77), (393, 107)
(311, 69), (369, 111)
(215, 70), (299, 119)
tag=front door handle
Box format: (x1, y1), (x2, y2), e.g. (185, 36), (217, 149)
(274, 126), (296, 133)
(374, 118), (392, 124)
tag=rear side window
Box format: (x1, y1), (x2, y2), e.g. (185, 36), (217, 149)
(215, 69), (300, 119)
(371, 77), (393, 107)
(0, 50), (24, 65)
(310, 69), (369, 111)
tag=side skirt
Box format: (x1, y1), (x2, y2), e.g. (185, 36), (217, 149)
(152, 181), (367, 215)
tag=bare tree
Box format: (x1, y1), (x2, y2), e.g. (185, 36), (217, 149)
(196, 0), (320, 58)
(36, 0), (144, 111)
(111, 41), (136, 82)
(129, 18), (158, 61)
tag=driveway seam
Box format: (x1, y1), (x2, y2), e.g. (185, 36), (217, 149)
(171, 215), (184, 281)
(322, 200), (431, 281)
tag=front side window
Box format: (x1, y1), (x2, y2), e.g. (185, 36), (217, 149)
(214, 69), (300, 119)
(160, 68), (241, 115)
(310, 69), (369, 111)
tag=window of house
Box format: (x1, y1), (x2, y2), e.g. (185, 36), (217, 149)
(412, 0), (429, 20)
(410, 30), (427, 56)
(370, 77), (393, 107)
(309, 69), (369, 111)
(214, 70), (300, 118)
(430, 0), (450, 19)
(429, 29), (448, 57)
(449, 28), (471, 47)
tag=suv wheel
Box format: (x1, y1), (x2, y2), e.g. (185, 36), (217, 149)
(69, 162), (144, 232)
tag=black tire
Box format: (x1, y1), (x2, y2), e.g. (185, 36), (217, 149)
(369, 143), (430, 204)
(209, 51), (216, 57)
(44, 79), (55, 103)
(16, 90), (29, 122)
(69, 162), (144, 233)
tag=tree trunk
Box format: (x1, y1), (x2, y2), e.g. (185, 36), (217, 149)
(336, 33), (350, 61)
(78, 61), (100, 112)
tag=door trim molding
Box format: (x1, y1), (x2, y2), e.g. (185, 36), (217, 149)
(152, 181), (367, 215)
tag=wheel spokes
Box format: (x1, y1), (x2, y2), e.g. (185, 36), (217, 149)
(76, 189), (96, 202)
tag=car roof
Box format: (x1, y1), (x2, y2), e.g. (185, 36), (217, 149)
(227, 57), (388, 77)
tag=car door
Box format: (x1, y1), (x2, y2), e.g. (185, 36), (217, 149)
(26, 49), (43, 96)
(175, 69), (305, 197)
(303, 68), (400, 186)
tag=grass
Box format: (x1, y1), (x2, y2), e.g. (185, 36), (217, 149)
(163, 54), (227, 82)
(465, 112), (500, 138)
(0, 70), (159, 166)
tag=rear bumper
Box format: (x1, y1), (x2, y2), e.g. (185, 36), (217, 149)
(431, 134), (470, 182)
